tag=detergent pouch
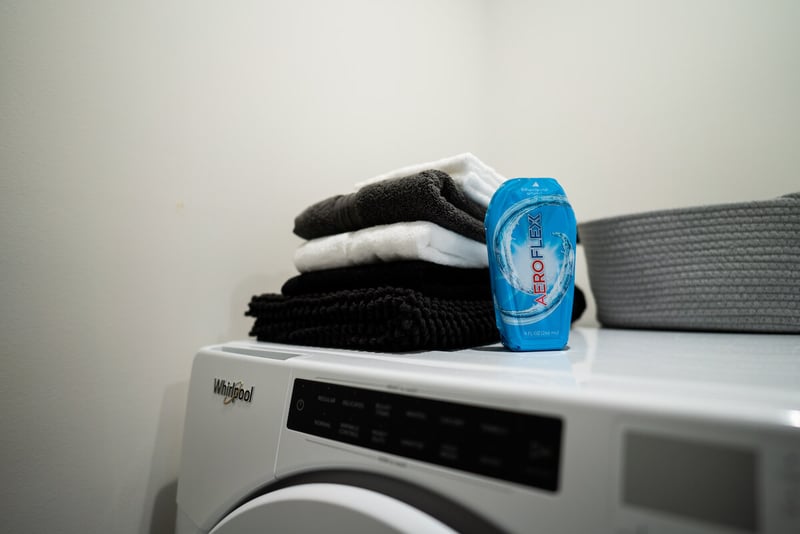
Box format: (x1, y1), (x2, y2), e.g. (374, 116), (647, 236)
(485, 178), (577, 351)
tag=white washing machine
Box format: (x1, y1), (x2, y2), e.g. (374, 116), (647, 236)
(175, 326), (800, 534)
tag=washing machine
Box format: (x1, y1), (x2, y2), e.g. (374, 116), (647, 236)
(175, 326), (800, 534)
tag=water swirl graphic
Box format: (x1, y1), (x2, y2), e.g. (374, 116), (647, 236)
(491, 196), (575, 325)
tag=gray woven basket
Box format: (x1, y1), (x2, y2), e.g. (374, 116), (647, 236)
(578, 193), (800, 333)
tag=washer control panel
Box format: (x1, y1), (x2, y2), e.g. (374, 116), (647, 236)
(287, 378), (563, 491)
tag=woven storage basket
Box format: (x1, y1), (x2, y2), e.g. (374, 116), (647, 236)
(578, 193), (800, 333)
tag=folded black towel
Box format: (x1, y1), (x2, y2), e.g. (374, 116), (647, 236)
(246, 287), (586, 353)
(247, 288), (499, 352)
(280, 262), (586, 323)
(281, 261), (492, 300)
(293, 170), (487, 242)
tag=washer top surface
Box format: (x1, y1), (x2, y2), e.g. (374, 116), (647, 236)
(219, 327), (800, 424)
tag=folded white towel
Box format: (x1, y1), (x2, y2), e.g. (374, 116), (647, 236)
(354, 153), (506, 208)
(293, 221), (489, 273)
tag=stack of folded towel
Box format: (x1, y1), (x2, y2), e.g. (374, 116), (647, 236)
(246, 154), (585, 352)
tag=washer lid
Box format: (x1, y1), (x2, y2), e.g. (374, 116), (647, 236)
(209, 483), (457, 534)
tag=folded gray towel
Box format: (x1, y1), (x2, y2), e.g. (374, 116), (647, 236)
(293, 170), (487, 243)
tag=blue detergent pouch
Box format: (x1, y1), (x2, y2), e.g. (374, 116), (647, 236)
(485, 178), (577, 351)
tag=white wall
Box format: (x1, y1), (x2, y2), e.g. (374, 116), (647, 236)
(1, 1), (798, 533)
(0, 1), (489, 532)
(486, 0), (800, 219)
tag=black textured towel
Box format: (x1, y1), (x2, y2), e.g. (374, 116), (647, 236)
(281, 261), (492, 300)
(293, 170), (487, 242)
(246, 264), (587, 352)
(247, 288), (499, 352)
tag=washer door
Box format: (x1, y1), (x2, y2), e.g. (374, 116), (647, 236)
(209, 483), (457, 534)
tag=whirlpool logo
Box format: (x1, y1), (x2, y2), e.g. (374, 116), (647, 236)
(213, 378), (254, 405)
